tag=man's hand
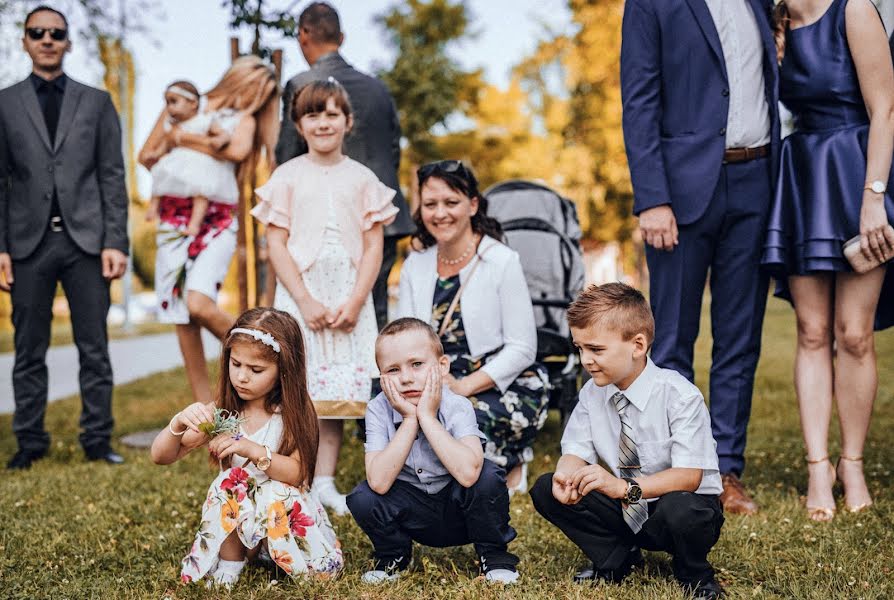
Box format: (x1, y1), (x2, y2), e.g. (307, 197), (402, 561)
(552, 471), (582, 505)
(0, 252), (13, 292)
(639, 205), (678, 251)
(571, 464), (626, 499)
(101, 249), (127, 280)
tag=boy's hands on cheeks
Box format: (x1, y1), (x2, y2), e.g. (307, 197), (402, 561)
(571, 464), (626, 499)
(417, 366), (443, 423)
(381, 375), (418, 420)
(552, 471), (582, 505)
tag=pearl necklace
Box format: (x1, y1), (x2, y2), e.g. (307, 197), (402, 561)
(438, 239), (476, 265)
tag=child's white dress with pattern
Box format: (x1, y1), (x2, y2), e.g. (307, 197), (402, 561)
(272, 198), (379, 419)
(150, 110), (239, 204)
(179, 414), (343, 583)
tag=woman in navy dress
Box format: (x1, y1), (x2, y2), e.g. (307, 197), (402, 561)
(763, 0), (894, 521)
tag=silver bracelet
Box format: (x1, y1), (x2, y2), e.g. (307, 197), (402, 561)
(168, 412), (188, 437)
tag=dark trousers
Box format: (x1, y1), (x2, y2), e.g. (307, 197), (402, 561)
(11, 229), (113, 453)
(646, 158), (771, 476)
(347, 459), (519, 570)
(372, 235), (399, 330)
(531, 474), (723, 585)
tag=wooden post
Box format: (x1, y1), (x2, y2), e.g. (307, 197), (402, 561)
(230, 37), (250, 313)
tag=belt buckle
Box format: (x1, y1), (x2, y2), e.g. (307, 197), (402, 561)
(50, 216), (63, 232)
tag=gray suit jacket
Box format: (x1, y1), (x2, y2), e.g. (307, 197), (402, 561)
(0, 76), (129, 259)
(275, 52), (414, 238)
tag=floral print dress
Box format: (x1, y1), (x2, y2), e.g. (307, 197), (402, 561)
(432, 275), (550, 472)
(180, 414), (343, 583)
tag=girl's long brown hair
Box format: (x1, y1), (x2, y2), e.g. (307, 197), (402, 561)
(205, 55), (281, 192)
(773, 1), (790, 64)
(217, 308), (319, 486)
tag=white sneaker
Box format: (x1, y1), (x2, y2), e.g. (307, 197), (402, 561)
(508, 461), (529, 498)
(361, 569), (402, 584)
(313, 479), (350, 516)
(485, 568), (520, 584)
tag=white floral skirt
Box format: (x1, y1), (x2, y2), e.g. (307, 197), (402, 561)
(180, 467), (343, 583)
(274, 239), (377, 419)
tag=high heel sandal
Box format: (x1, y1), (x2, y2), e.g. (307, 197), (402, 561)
(836, 455), (874, 514)
(805, 456), (836, 522)
(508, 462), (529, 498)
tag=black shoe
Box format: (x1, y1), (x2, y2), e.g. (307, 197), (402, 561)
(685, 578), (723, 599)
(85, 445), (125, 465)
(6, 448), (47, 470)
(573, 548), (643, 584)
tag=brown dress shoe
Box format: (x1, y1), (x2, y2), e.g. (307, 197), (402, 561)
(719, 473), (758, 515)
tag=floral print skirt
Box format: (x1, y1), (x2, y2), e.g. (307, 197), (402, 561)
(180, 467), (343, 584)
(155, 196), (237, 325)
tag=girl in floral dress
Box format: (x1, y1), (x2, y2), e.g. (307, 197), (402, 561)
(151, 308), (343, 588)
(252, 79), (397, 516)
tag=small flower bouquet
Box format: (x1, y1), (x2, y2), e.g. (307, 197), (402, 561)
(199, 408), (245, 471)
(198, 408), (245, 438)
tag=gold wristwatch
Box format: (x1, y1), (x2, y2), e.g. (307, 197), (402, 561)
(865, 180), (887, 195)
(256, 445), (272, 471)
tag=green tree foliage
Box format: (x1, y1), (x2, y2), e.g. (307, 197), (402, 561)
(375, 0), (481, 163)
(221, 0), (297, 58)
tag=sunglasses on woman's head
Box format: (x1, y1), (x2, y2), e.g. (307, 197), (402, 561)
(417, 160), (471, 183)
(26, 27), (68, 41)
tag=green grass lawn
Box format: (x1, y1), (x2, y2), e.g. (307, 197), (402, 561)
(1, 297), (892, 599)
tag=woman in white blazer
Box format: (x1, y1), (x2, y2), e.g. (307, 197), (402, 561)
(398, 160), (550, 495)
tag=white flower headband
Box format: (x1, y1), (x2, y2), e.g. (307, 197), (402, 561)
(230, 327), (281, 353)
(166, 85), (198, 101)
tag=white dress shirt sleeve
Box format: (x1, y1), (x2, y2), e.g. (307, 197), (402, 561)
(363, 394), (392, 454)
(560, 389), (598, 464)
(479, 251), (538, 393)
(396, 253), (416, 319)
(668, 391), (720, 472)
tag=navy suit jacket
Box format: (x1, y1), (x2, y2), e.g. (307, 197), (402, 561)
(620, 0), (780, 226)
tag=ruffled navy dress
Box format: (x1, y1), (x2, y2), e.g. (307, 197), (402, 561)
(762, 0), (894, 329)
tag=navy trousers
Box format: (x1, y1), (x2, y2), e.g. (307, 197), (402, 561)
(530, 474), (723, 586)
(346, 459), (519, 571)
(646, 157), (771, 476)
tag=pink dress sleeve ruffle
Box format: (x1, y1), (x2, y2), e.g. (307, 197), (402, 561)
(360, 178), (398, 231)
(252, 176), (292, 229)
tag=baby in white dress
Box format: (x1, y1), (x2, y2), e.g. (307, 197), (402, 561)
(145, 81), (232, 236)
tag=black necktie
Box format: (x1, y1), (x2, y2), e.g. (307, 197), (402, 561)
(42, 81), (60, 143)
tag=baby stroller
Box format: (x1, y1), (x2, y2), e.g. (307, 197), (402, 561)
(484, 180), (586, 423)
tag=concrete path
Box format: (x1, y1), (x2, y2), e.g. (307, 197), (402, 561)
(0, 330), (220, 415)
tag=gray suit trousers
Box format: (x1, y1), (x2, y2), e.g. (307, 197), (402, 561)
(11, 228), (113, 452)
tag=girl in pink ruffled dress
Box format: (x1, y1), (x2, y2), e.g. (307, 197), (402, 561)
(252, 78), (397, 516)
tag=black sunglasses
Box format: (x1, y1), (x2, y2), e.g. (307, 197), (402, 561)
(26, 27), (68, 41)
(417, 160), (471, 183)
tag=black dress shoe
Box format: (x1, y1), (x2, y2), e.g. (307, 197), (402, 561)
(85, 446), (125, 465)
(7, 449), (47, 470)
(572, 548), (643, 584)
(687, 579), (723, 599)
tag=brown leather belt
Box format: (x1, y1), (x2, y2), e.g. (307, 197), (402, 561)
(723, 144), (770, 164)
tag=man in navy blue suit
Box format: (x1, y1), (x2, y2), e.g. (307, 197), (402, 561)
(621, 0), (779, 516)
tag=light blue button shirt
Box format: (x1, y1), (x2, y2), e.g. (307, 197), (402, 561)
(561, 358), (723, 496)
(364, 386), (485, 494)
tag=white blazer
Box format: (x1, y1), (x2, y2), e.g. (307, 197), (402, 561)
(398, 235), (537, 392)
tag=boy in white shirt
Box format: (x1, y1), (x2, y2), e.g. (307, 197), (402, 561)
(530, 283), (724, 600)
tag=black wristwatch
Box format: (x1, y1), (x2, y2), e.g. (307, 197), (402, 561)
(623, 477), (643, 505)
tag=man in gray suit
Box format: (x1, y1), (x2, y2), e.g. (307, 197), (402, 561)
(276, 2), (413, 329)
(0, 6), (129, 469)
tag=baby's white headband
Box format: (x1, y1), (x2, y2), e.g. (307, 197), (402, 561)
(230, 328), (281, 353)
(166, 85), (198, 101)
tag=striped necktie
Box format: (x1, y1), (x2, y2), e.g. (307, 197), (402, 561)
(611, 391), (649, 533)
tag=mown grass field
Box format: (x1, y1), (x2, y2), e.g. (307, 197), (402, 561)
(1, 297), (892, 599)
